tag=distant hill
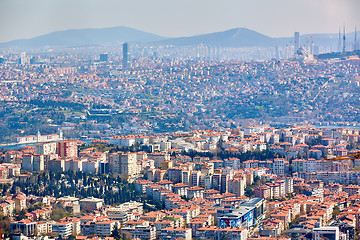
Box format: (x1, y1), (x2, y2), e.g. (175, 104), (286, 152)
(0, 26), (166, 48)
(156, 27), (276, 47)
(316, 50), (360, 60)
(157, 28), (355, 50)
(0, 26), (356, 50)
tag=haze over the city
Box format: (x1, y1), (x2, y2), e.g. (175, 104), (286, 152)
(0, 0), (359, 42)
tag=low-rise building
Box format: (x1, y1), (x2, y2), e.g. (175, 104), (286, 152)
(79, 197), (104, 211)
(160, 227), (192, 240)
(10, 220), (37, 236)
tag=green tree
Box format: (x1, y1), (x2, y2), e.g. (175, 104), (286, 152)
(16, 210), (27, 221)
(111, 225), (121, 240)
(244, 186), (254, 197)
(51, 204), (69, 221)
(332, 205), (340, 219)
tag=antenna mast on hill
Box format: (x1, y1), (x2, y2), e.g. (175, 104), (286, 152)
(343, 26), (346, 53)
(338, 27), (341, 52)
(355, 26), (358, 51)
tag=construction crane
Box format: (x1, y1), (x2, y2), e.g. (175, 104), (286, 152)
(324, 152), (360, 168)
(324, 152), (360, 161)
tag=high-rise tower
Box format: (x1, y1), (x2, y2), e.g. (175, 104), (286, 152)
(123, 43), (129, 68)
(19, 52), (26, 65)
(294, 32), (300, 52)
(100, 53), (108, 62)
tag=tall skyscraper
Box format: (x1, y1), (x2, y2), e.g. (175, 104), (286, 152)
(30, 56), (37, 64)
(294, 32), (300, 52)
(100, 53), (108, 62)
(123, 43), (129, 68)
(19, 52), (26, 65)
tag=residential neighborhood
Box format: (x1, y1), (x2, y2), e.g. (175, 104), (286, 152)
(1, 124), (360, 240)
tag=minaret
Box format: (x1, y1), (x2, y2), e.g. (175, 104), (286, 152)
(59, 128), (64, 140)
(37, 130), (41, 142)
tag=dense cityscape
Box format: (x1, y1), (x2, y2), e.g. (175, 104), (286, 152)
(1, 2), (360, 238)
(0, 39), (360, 240)
(1, 46), (360, 143)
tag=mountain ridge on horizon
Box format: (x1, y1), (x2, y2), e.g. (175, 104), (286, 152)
(0, 26), (166, 48)
(155, 27), (275, 47)
(0, 25), (355, 49)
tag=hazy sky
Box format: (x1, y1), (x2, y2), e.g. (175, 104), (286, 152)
(0, 0), (359, 42)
